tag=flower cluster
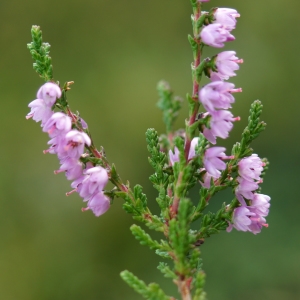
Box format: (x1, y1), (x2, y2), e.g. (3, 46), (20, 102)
(196, 9), (242, 182)
(227, 155), (270, 234)
(168, 6), (270, 234)
(199, 8), (243, 145)
(191, 9), (241, 181)
(26, 82), (110, 216)
(199, 8), (270, 234)
(169, 8), (242, 181)
(201, 8), (240, 48)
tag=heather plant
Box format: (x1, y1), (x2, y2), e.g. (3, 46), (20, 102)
(26, 0), (270, 299)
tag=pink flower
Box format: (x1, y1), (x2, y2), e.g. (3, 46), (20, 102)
(210, 51), (243, 81)
(199, 81), (242, 113)
(169, 137), (200, 165)
(249, 193), (271, 217)
(45, 133), (68, 157)
(214, 8), (240, 31)
(227, 205), (269, 235)
(43, 112), (72, 138)
(200, 23), (235, 48)
(169, 147), (180, 166)
(238, 154), (264, 182)
(247, 215), (268, 235)
(227, 206), (254, 233)
(63, 130), (91, 159)
(26, 99), (53, 126)
(187, 137), (200, 160)
(37, 82), (61, 107)
(235, 176), (259, 205)
(26, 83), (62, 125)
(199, 169), (213, 188)
(54, 157), (83, 181)
(204, 147), (227, 178)
(77, 166), (109, 200)
(203, 110), (239, 144)
(86, 192), (110, 217)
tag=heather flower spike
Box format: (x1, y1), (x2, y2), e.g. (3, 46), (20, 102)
(26, 1), (270, 298)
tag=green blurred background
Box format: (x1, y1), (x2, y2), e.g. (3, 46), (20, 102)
(0, 0), (299, 299)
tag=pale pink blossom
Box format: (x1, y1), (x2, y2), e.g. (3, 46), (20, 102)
(238, 154), (264, 182)
(210, 51), (243, 81)
(227, 206), (254, 233)
(249, 193), (271, 217)
(80, 118), (88, 129)
(187, 137), (200, 160)
(169, 137), (200, 165)
(169, 147), (180, 166)
(86, 192), (110, 217)
(247, 214), (268, 235)
(45, 134), (67, 156)
(43, 112), (72, 138)
(200, 23), (235, 48)
(26, 99), (53, 126)
(66, 162), (94, 196)
(235, 176), (259, 205)
(203, 110), (239, 144)
(63, 130), (91, 159)
(199, 170), (213, 188)
(227, 205), (269, 235)
(54, 157), (83, 181)
(199, 81), (242, 113)
(204, 147), (228, 178)
(214, 8), (240, 31)
(37, 82), (61, 107)
(77, 166), (109, 200)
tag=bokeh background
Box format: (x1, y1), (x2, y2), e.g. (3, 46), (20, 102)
(0, 0), (299, 299)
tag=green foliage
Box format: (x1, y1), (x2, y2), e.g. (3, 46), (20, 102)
(169, 199), (194, 275)
(155, 249), (171, 259)
(120, 271), (170, 300)
(146, 128), (168, 182)
(199, 203), (229, 238)
(192, 271), (207, 300)
(187, 93), (199, 118)
(195, 60), (207, 83)
(233, 100), (267, 158)
(188, 34), (198, 53)
(157, 262), (177, 279)
(27, 25), (53, 81)
(130, 224), (169, 251)
(157, 81), (183, 134)
(260, 158), (269, 180)
(146, 128), (171, 216)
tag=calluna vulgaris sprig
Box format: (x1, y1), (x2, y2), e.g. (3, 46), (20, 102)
(26, 0), (270, 299)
